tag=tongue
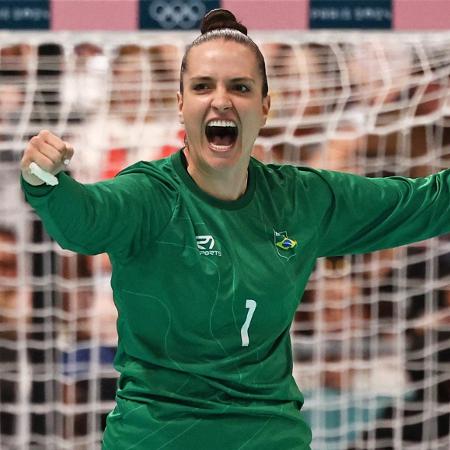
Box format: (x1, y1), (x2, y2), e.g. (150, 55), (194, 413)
(212, 135), (233, 146)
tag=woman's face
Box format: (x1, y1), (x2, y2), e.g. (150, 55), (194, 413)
(178, 39), (270, 172)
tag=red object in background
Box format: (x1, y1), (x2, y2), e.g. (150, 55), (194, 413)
(159, 145), (178, 159)
(157, 129), (186, 159)
(101, 147), (127, 179)
(102, 130), (185, 178)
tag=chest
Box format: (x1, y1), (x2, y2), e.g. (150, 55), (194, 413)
(115, 200), (318, 358)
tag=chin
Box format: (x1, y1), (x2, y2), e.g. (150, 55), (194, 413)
(206, 144), (246, 168)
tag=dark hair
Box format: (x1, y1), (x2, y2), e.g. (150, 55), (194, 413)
(179, 9), (268, 97)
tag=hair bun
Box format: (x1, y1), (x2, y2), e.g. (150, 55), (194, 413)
(201, 8), (247, 35)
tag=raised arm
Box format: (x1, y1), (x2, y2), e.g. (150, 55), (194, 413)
(312, 169), (450, 257)
(20, 131), (164, 259)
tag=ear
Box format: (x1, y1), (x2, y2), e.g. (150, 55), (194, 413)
(261, 94), (271, 127)
(177, 91), (184, 124)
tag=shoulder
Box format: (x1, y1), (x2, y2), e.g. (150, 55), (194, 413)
(117, 156), (174, 179)
(251, 157), (336, 192)
(115, 156), (180, 193)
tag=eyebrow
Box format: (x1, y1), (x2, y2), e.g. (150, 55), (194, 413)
(189, 76), (255, 84)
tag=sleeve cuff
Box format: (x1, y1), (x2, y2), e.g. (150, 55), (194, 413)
(20, 171), (65, 197)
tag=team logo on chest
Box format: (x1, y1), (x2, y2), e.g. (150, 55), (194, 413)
(273, 230), (298, 260)
(196, 235), (222, 256)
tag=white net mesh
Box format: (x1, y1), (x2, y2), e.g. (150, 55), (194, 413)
(0, 31), (449, 449)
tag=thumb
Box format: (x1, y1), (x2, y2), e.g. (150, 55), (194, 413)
(62, 141), (74, 165)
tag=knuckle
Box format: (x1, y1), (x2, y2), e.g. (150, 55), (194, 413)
(29, 136), (40, 147)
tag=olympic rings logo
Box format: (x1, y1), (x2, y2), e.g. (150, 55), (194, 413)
(149, 0), (206, 30)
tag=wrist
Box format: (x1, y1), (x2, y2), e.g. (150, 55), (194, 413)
(21, 169), (45, 186)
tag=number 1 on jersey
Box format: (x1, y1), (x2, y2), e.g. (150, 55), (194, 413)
(241, 299), (257, 347)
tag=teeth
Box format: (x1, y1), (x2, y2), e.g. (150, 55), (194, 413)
(207, 120), (236, 127)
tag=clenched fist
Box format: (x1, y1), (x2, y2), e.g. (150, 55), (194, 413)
(21, 130), (74, 186)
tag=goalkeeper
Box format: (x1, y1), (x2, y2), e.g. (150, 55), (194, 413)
(20, 8), (450, 450)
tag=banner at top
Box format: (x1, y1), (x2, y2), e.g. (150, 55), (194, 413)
(0, 0), (448, 31)
(309, 0), (392, 29)
(139, 0), (220, 30)
(0, 0), (49, 30)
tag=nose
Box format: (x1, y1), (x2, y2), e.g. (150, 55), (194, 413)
(211, 87), (232, 112)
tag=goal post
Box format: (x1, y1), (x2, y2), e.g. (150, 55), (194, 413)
(0, 30), (449, 449)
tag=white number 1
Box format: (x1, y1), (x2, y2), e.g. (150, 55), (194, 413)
(241, 300), (257, 347)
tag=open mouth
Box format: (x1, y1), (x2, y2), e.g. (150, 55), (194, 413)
(205, 120), (238, 149)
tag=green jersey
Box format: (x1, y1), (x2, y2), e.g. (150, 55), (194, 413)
(21, 150), (450, 449)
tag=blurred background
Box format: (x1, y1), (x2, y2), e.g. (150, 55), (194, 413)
(0, 1), (450, 449)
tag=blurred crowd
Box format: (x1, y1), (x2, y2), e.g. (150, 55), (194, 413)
(0, 35), (449, 449)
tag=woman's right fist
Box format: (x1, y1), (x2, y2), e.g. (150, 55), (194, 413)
(21, 130), (74, 186)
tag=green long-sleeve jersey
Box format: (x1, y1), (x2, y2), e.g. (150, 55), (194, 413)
(21, 150), (450, 449)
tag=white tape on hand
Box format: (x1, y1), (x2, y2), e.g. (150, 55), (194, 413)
(29, 162), (59, 186)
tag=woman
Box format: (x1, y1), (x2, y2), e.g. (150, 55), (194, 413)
(20, 9), (450, 450)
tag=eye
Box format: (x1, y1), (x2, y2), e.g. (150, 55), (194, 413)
(192, 83), (210, 91)
(234, 84), (251, 93)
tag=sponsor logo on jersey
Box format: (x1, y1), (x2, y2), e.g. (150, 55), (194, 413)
(274, 230), (297, 260)
(196, 235), (221, 256)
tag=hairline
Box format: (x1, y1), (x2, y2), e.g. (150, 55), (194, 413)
(180, 30), (269, 98)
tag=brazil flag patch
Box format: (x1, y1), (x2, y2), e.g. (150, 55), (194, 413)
(274, 230), (298, 260)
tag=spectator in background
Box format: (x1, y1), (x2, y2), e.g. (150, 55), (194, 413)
(256, 39), (449, 180)
(109, 44), (146, 124)
(0, 44), (30, 145)
(62, 42), (107, 123)
(256, 42), (320, 164)
(147, 44), (186, 159)
(347, 39), (449, 177)
(31, 43), (64, 126)
(71, 43), (182, 182)
(293, 259), (387, 448)
(0, 225), (31, 442)
(147, 44), (180, 121)
(256, 42), (367, 172)
(349, 254), (450, 449)
(293, 252), (411, 449)
(58, 251), (117, 441)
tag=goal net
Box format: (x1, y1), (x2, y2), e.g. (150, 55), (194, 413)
(0, 30), (449, 449)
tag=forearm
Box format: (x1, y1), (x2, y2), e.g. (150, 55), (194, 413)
(21, 172), (139, 256)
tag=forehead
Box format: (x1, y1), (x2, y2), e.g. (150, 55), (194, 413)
(186, 39), (259, 79)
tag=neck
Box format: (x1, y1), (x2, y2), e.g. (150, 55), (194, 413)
(183, 148), (249, 201)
